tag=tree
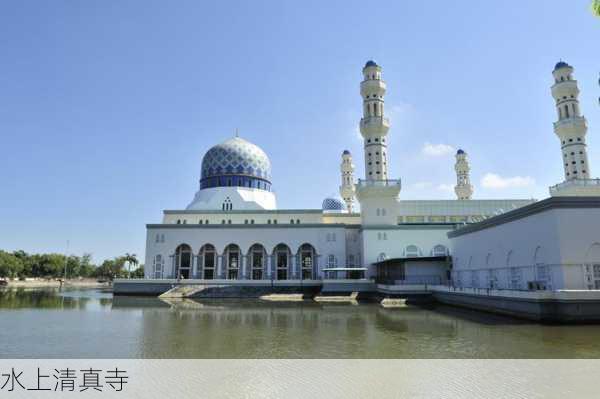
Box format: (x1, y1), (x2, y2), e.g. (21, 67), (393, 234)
(123, 253), (138, 277)
(131, 265), (145, 279)
(0, 251), (23, 278)
(593, 0), (600, 17)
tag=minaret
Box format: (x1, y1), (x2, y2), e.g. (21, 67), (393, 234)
(360, 60), (390, 180)
(551, 61), (590, 180)
(355, 60), (401, 228)
(454, 149), (473, 200)
(339, 150), (356, 212)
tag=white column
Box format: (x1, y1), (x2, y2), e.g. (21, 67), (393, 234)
(241, 255), (247, 280)
(217, 255), (223, 279)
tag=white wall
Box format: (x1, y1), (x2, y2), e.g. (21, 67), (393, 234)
(450, 207), (600, 290)
(362, 226), (452, 277)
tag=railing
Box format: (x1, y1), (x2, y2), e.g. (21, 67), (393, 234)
(451, 263), (600, 291)
(357, 179), (401, 189)
(549, 178), (600, 194)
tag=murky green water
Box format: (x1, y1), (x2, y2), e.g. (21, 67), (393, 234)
(1, 288), (600, 358)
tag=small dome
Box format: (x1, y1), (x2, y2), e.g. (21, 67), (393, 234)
(342, 150), (351, 155)
(200, 137), (272, 191)
(554, 61), (570, 70)
(364, 60), (378, 68)
(322, 197), (347, 212)
(457, 149), (465, 155)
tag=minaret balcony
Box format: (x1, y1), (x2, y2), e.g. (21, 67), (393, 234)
(360, 116), (390, 135)
(357, 178), (401, 189)
(356, 178), (401, 199)
(360, 79), (386, 96)
(549, 178), (600, 197)
(553, 116), (587, 134)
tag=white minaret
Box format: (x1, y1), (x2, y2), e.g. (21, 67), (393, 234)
(339, 150), (356, 212)
(454, 149), (473, 200)
(360, 60), (390, 180)
(549, 61), (600, 197)
(355, 60), (401, 228)
(552, 61), (590, 181)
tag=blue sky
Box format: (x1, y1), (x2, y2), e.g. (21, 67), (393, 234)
(1, 1), (598, 263)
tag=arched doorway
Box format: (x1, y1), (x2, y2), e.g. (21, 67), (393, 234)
(298, 244), (316, 280)
(273, 244), (291, 280)
(249, 244), (266, 280)
(199, 244), (216, 280)
(174, 244), (192, 279)
(224, 244), (241, 280)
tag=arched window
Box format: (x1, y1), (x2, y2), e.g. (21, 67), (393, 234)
(199, 244), (216, 279)
(274, 244), (291, 280)
(153, 255), (164, 279)
(155, 234), (160, 243)
(224, 244), (241, 280)
(405, 245), (420, 257)
(160, 234), (165, 243)
(299, 244), (316, 279)
(432, 245), (448, 257)
(174, 244), (192, 279)
(249, 244), (266, 280)
(376, 208), (381, 216)
(327, 255), (338, 268)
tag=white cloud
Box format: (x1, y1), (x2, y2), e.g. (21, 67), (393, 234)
(422, 142), (455, 157)
(481, 173), (535, 189)
(437, 183), (454, 192)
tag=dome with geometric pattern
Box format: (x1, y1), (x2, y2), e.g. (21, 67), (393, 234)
(322, 197), (347, 213)
(199, 137), (272, 191)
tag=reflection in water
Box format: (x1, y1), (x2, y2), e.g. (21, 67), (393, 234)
(1, 288), (600, 358)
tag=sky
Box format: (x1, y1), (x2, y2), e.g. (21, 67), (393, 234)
(0, 1), (599, 264)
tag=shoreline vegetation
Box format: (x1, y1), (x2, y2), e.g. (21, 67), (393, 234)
(0, 278), (110, 289)
(0, 250), (143, 282)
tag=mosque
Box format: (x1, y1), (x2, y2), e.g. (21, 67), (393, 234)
(114, 59), (600, 321)
(141, 60), (536, 284)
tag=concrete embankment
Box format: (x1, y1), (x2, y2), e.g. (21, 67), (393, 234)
(431, 286), (600, 323)
(112, 279), (600, 322)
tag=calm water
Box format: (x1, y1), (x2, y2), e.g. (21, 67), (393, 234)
(1, 288), (600, 358)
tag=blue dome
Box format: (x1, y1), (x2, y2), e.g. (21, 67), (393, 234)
(322, 197), (347, 212)
(200, 137), (272, 191)
(457, 149), (465, 155)
(342, 150), (351, 155)
(554, 61), (569, 70)
(364, 60), (377, 68)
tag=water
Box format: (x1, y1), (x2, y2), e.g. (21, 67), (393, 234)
(1, 288), (600, 358)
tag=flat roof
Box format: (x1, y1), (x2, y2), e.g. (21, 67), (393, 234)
(448, 196), (600, 238)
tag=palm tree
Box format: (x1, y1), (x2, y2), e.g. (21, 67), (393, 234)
(124, 253), (139, 278)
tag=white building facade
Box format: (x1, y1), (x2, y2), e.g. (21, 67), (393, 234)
(144, 61), (534, 283)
